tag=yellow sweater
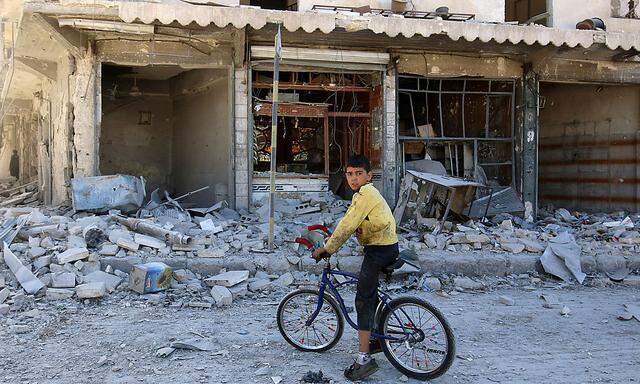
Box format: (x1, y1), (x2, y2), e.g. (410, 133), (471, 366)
(324, 183), (398, 254)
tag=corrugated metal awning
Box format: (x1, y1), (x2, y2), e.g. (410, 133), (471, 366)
(115, 1), (640, 51)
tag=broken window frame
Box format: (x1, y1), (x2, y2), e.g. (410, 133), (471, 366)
(397, 76), (516, 189)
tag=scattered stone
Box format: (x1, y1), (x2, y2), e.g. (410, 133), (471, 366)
(134, 233), (165, 249)
(116, 237), (139, 251)
(99, 243), (119, 256)
(83, 271), (122, 292)
(174, 269), (197, 283)
(210, 285), (233, 307)
(0, 304), (9, 316)
(40, 237), (55, 249)
(464, 233), (490, 244)
(187, 301), (213, 309)
(0, 287), (10, 304)
(560, 305), (571, 316)
(46, 288), (75, 300)
(155, 347), (176, 358)
(170, 338), (217, 351)
(75, 282), (107, 299)
(422, 277), (442, 291)
(56, 248), (89, 264)
(205, 270), (249, 287)
(248, 279), (271, 292)
(198, 248), (225, 258)
(52, 272), (76, 288)
(228, 282), (248, 298)
(499, 295), (516, 306)
(28, 246), (46, 259)
(454, 277), (483, 290)
(286, 255), (301, 265)
(519, 238), (545, 253)
(0, 275), (4, 288)
(500, 220), (514, 231)
(11, 325), (31, 334)
(501, 242), (525, 254)
(273, 272), (294, 287)
(423, 234), (437, 248)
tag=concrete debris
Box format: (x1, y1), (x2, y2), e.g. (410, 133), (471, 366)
(210, 285), (233, 307)
(248, 279), (271, 292)
(133, 233), (166, 249)
(273, 272), (294, 287)
(422, 277), (442, 291)
(198, 248), (225, 258)
(170, 337), (217, 351)
(0, 304), (9, 316)
(560, 305), (571, 316)
(155, 347), (176, 358)
(116, 237), (139, 251)
(499, 295), (516, 306)
(3, 244), (45, 294)
(301, 370), (331, 383)
(540, 294), (560, 309)
(454, 277), (483, 290)
(205, 270), (249, 287)
(56, 247), (89, 264)
(174, 269), (198, 283)
(51, 272), (76, 288)
(501, 242), (525, 254)
(83, 271), (122, 292)
(46, 288), (75, 300)
(540, 232), (586, 284)
(603, 216), (634, 228)
(99, 243), (119, 256)
(555, 208), (577, 223)
(620, 304), (640, 322)
(0, 275), (4, 288)
(76, 282), (107, 299)
(0, 287), (9, 304)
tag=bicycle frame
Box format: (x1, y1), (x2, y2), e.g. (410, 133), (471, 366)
(305, 263), (415, 342)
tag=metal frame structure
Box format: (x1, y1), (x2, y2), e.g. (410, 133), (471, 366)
(311, 5), (475, 21)
(397, 76), (516, 188)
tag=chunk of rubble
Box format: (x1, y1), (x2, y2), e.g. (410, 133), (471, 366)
(501, 242), (525, 254)
(198, 248), (224, 258)
(519, 238), (545, 253)
(173, 269), (197, 283)
(248, 279), (271, 292)
(273, 272), (294, 287)
(75, 282), (106, 299)
(134, 233), (166, 249)
(83, 271), (122, 292)
(3, 244), (45, 294)
(454, 276), (483, 290)
(46, 288), (75, 300)
(99, 243), (119, 256)
(210, 285), (233, 307)
(205, 270), (249, 287)
(52, 272), (76, 288)
(540, 232), (585, 284)
(0, 287), (9, 304)
(56, 247), (89, 264)
(116, 237), (139, 251)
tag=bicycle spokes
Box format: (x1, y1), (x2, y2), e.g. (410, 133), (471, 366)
(280, 292), (340, 350)
(383, 303), (449, 374)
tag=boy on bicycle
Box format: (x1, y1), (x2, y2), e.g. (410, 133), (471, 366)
(312, 154), (398, 382)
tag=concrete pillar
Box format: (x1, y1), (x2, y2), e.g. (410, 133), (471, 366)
(233, 65), (250, 210)
(383, 67), (398, 206)
(71, 50), (100, 178)
(522, 67), (539, 215)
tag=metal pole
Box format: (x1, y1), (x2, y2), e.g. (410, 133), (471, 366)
(268, 24), (282, 250)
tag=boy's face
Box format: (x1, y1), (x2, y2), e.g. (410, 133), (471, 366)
(345, 166), (372, 192)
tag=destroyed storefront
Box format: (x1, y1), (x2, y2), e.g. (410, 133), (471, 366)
(248, 47), (389, 202)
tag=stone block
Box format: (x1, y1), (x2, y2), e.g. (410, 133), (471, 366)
(116, 238), (139, 251)
(0, 287), (10, 304)
(205, 270), (249, 287)
(76, 282), (106, 299)
(99, 243), (119, 256)
(273, 272), (294, 287)
(0, 304), (9, 316)
(134, 233), (166, 249)
(52, 272), (76, 288)
(29, 247), (47, 259)
(83, 271), (122, 292)
(56, 248), (89, 264)
(210, 285), (232, 307)
(173, 269), (197, 283)
(46, 288), (75, 300)
(248, 279), (271, 292)
(33, 255), (52, 270)
(198, 248), (225, 258)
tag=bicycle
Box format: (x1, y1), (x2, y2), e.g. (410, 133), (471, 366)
(276, 225), (456, 381)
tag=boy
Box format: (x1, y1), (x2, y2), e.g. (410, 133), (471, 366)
(312, 154), (398, 382)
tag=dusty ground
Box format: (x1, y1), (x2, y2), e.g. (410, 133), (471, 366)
(1, 282), (639, 384)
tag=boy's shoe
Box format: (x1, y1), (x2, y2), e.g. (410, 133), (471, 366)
(344, 359), (379, 382)
(368, 339), (383, 355)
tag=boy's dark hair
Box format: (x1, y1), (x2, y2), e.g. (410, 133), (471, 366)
(346, 154), (371, 172)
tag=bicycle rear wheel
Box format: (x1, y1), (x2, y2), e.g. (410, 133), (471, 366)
(378, 296), (455, 381)
(277, 289), (344, 352)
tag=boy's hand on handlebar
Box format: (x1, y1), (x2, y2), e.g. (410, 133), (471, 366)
(312, 247), (330, 262)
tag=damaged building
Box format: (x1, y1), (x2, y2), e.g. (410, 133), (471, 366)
(2, 0), (640, 218)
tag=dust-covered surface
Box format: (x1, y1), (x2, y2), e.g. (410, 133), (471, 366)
(1, 283), (639, 384)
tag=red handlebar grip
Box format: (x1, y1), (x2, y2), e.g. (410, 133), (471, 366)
(307, 224), (331, 235)
(294, 237), (314, 250)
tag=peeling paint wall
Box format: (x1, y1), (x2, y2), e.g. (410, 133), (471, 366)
(539, 83), (640, 212)
(297, 0), (505, 22)
(172, 69), (231, 206)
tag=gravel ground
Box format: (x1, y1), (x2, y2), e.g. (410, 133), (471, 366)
(1, 282), (639, 384)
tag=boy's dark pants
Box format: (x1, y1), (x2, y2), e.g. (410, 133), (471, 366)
(356, 243), (399, 331)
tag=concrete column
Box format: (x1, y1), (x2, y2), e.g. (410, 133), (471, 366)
(234, 66), (250, 210)
(383, 68), (398, 206)
(71, 50), (99, 177)
(522, 67), (539, 215)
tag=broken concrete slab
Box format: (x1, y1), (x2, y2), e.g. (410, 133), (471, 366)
(28, 246), (46, 259)
(3, 244), (45, 294)
(198, 248), (224, 258)
(0, 275), (4, 288)
(248, 279), (271, 292)
(99, 243), (119, 256)
(454, 276), (483, 290)
(170, 337), (217, 351)
(46, 288), (75, 300)
(422, 277), (442, 291)
(541, 232), (585, 284)
(173, 269), (197, 283)
(134, 233), (165, 249)
(83, 271), (122, 293)
(519, 238), (545, 253)
(499, 295), (516, 306)
(210, 285), (233, 307)
(56, 247), (89, 264)
(501, 242), (525, 254)
(75, 282), (107, 299)
(273, 272), (294, 287)
(33, 255), (52, 270)
(52, 272), (76, 288)
(116, 237), (139, 251)
(228, 282), (248, 298)
(205, 270), (249, 287)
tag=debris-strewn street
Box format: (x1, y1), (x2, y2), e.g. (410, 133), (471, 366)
(1, 282), (638, 384)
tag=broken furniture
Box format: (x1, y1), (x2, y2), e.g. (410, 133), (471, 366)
(394, 170), (485, 234)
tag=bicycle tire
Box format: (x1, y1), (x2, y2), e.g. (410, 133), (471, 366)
(378, 296), (455, 381)
(277, 289), (344, 352)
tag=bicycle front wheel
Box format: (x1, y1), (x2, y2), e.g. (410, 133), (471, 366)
(277, 289), (344, 352)
(379, 296), (455, 381)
